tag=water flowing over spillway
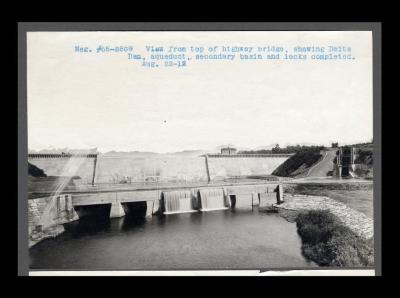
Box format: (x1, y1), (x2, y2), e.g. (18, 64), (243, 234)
(199, 188), (229, 211)
(163, 190), (197, 214)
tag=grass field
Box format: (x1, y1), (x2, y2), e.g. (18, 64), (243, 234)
(284, 183), (373, 218)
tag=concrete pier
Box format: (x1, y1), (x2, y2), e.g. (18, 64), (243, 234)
(110, 202), (125, 218)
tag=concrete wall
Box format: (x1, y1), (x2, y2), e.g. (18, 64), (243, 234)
(29, 155), (289, 185)
(28, 158), (96, 184)
(207, 156), (289, 180)
(95, 156), (208, 183)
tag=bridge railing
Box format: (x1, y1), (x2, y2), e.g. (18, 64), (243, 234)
(28, 153), (98, 159)
(206, 154), (294, 158)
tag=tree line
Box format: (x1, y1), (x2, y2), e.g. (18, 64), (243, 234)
(238, 144), (326, 155)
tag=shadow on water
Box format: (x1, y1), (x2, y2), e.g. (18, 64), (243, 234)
(64, 216), (112, 237)
(152, 211), (204, 227)
(190, 211), (203, 224)
(156, 212), (186, 225)
(62, 204), (113, 237)
(121, 214), (148, 231)
(154, 213), (167, 226)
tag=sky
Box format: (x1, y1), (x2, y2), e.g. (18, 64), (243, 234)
(27, 31), (373, 153)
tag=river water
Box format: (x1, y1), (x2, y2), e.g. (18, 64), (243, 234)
(29, 208), (316, 270)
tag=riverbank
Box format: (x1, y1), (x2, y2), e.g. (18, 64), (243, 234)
(272, 194), (374, 266)
(295, 210), (374, 266)
(29, 225), (65, 248)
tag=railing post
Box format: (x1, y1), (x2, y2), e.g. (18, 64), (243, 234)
(204, 155), (211, 183)
(276, 184), (284, 204)
(91, 155), (97, 186)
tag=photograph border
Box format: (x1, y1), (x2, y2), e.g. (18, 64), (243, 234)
(18, 22), (382, 276)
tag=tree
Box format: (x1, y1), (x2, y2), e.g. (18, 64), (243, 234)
(272, 144), (281, 153)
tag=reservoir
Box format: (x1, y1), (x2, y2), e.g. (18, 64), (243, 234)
(29, 207), (316, 270)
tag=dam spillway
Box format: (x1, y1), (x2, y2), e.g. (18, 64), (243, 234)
(162, 190), (198, 214)
(198, 188), (229, 211)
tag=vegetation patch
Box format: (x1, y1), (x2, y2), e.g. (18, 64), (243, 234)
(283, 182), (373, 194)
(355, 148), (373, 166)
(272, 147), (324, 177)
(239, 144), (325, 155)
(295, 210), (374, 267)
(28, 162), (47, 177)
(353, 148), (373, 179)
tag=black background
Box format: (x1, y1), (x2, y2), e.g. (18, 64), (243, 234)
(6, 1), (393, 293)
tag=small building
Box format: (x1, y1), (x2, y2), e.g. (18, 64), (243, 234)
(221, 147), (237, 155)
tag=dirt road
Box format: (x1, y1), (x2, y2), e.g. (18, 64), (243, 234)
(305, 149), (337, 178)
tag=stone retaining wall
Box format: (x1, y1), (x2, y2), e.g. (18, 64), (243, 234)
(28, 195), (79, 247)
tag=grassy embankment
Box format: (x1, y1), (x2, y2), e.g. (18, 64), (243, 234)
(271, 146), (324, 177)
(28, 162), (47, 177)
(284, 183), (373, 218)
(295, 210), (374, 267)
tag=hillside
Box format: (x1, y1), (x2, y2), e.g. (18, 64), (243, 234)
(355, 148), (373, 166)
(28, 162), (47, 177)
(353, 147), (373, 179)
(272, 147), (324, 177)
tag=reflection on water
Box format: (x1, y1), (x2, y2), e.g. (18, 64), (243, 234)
(29, 208), (317, 270)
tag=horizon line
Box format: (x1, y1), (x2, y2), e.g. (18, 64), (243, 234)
(28, 139), (373, 154)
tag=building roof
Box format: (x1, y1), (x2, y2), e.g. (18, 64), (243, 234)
(221, 147), (237, 150)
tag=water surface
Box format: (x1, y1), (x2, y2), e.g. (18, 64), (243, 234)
(30, 208), (316, 270)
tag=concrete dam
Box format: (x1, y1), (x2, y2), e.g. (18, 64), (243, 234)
(28, 153), (292, 184)
(27, 152), (291, 247)
(28, 181), (284, 247)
